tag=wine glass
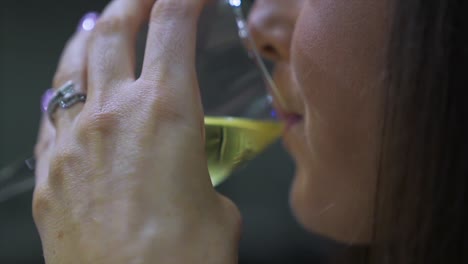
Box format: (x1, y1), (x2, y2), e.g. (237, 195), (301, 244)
(198, 0), (285, 186)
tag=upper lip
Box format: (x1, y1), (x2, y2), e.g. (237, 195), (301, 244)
(267, 68), (304, 122)
(262, 63), (304, 123)
(270, 95), (303, 122)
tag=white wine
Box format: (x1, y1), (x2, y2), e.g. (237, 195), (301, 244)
(205, 116), (283, 186)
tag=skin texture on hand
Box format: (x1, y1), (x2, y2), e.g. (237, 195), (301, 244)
(33, 0), (241, 263)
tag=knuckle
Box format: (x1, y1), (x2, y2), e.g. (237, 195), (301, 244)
(152, 0), (197, 20)
(34, 129), (52, 158)
(151, 95), (186, 124)
(77, 108), (121, 137)
(32, 186), (53, 223)
(34, 139), (50, 160)
(92, 16), (127, 37)
(48, 147), (80, 188)
(135, 82), (186, 125)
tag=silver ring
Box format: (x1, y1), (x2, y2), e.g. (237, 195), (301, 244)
(47, 81), (87, 122)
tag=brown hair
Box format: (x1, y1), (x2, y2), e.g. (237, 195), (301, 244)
(372, 0), (468, 263)
(332, 0), (467, 263)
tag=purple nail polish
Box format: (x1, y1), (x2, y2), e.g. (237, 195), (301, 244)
(41, 89), (55, 113)
(78, 12), (99, 32)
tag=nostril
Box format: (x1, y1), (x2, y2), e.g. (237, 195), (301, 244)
(261, 44), (280, 60)
(263, 45), (276, 54)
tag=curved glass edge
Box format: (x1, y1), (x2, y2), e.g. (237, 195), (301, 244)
(226, 0), (287, 110)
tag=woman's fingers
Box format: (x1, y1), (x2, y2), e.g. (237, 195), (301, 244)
(137, 0), (208, 124)
(141, 0), (207, 79)
(34, 115), (56, 187)
(52, 13), (98, 133)
(87, 0), (154, 94)
(142, 0), (205, 73)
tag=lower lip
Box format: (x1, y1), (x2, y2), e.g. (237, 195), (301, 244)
(280, 114), (304, 155)
(283, 114), (303, 132)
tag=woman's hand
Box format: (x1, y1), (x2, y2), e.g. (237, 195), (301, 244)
(33, 0), (241, 263)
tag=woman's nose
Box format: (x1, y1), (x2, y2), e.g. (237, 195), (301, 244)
(247, 0), (299, 62)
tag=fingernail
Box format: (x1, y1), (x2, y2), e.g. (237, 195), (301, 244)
(78, 12), (99, 32)
(41, 89), (55, 113)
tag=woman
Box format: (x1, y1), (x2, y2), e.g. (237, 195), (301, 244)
(33, 0), (468, 263)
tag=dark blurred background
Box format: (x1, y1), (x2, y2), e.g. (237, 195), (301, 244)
(0, 0), (337, 263)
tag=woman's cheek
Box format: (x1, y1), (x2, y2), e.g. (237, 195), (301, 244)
(291, 0), (386, 163)
(287, 0), (388, 243)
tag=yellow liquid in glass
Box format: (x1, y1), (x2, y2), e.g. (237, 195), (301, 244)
(204, 116), (283, 186)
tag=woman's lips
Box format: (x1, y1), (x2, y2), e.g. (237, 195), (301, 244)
(284, 113), (303, 131)
(276, 111), (303, 132)
(266, 84), (303, 131)
(277, 112), (304, 156)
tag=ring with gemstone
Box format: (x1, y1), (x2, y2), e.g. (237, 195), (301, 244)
(41, 81), (86, 123)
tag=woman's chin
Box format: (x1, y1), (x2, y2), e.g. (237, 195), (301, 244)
(289, 169), (373, 245)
